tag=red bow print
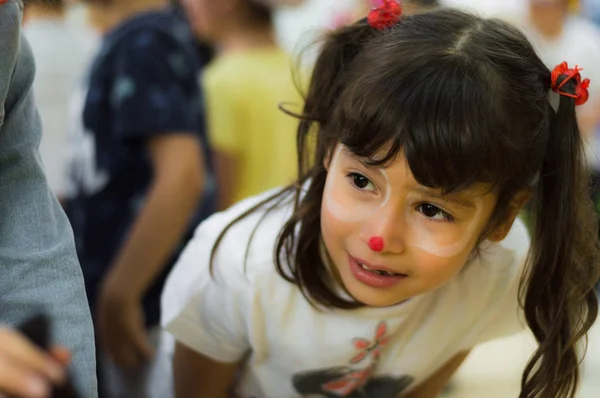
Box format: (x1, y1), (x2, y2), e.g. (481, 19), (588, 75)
(321, 321), (390, 394)
(368, 0), (402, 30)
(350, 321), (390, 363)
(551, 62), (591, 106)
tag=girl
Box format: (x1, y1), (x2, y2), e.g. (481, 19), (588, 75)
(162, 2), (600, 397)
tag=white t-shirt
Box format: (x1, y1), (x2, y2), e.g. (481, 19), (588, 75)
(23, 18), (97, 197)
(162, 189), (530, 398)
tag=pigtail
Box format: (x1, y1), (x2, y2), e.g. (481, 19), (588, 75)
(275, 21), (379, 308)
(521, 78), (600, 397)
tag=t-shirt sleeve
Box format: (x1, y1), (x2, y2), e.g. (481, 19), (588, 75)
(108, 30), (200, 142)
(203, 71), (243, 155)
(161, 212), (252, 363)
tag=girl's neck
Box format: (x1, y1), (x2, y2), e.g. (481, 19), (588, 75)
(217, 25), (277, 55)
(88, 0), (168, 34)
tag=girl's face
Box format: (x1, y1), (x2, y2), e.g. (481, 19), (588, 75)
(320, 144), (517, 308)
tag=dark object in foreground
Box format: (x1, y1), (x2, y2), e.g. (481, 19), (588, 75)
(18, 315), (79, 398)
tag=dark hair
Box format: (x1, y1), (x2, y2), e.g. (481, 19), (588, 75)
(211, 8), (600, 398)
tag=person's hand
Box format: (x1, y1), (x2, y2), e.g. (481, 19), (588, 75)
(96, 274), (154, 368)
(0, 328), (70, 398)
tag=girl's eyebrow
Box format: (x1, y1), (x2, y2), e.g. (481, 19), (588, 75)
(343, 148), (386, 176)
(412, 186), (476, 209)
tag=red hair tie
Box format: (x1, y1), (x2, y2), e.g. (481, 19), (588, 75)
(551, 62), (591, 106)
(368, 0), (402, 30)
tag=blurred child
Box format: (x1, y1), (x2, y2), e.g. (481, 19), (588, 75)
(64, 0), (216, 396)
(181, 0), (302, 209)
(163, 3), (600, 398)
(23, 0), (97, 200)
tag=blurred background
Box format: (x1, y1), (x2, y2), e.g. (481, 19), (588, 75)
(22, 0), (600, 396)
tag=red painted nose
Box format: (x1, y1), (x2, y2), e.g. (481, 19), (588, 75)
(368, 236), (384, 252)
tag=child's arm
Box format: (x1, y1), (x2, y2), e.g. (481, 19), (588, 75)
(403, 351), (470, 398)
(162, 207), (253, 398)
(98, 134), (205, 366)
(173, 342), (240, 398)
(204, 72), (242, 210)
(214, 149), (238, 210)
(94, 28), (210, 367)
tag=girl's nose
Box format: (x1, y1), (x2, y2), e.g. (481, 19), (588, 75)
(361, 208), (405, 255)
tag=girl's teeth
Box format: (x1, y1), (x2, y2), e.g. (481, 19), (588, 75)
(359, 262), (397, 276)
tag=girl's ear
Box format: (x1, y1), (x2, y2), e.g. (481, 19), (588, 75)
(487, 190), (532, 242)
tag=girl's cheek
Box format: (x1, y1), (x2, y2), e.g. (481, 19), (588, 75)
(400, 192), (485, 258)
(411, 248), (472, 287)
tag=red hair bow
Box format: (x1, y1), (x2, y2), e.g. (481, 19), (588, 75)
(551, 62), (591, 106)
(368, 0), (402, 30)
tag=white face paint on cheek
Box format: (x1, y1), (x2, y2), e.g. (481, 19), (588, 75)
(323, 145), (391, 224)
(406, 200), (483, 258)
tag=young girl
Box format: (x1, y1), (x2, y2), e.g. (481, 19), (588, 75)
(162, 2), (600, 397)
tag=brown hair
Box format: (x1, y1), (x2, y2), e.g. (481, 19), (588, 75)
(211, 9), (600, 397)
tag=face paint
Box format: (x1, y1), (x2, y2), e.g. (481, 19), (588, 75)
(323, 144), (485, 258)
(323, 145), (391, 223)
(403, 193), (484, 258)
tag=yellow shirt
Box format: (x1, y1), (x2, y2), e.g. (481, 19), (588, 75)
(203, 48), (301, 204)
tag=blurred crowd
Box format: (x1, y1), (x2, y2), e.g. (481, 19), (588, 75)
(22, 0), (600, 396)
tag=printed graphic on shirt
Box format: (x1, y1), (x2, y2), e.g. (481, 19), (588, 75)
(292, 321), (414, 397)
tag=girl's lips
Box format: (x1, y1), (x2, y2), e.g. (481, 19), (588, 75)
(352, 256), (405, 275)
(348, 255), (407, 288)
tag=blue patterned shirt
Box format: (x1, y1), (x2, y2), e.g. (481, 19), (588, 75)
(65, 9), (216, 327)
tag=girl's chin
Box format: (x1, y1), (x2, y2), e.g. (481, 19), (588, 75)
(339, 275), (409, 308)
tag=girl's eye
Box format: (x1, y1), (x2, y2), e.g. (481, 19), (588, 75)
(417, 203), (454, 223)
(347, 172), (375, 191)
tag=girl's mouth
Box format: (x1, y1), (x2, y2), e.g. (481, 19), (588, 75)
(348, 255), (407, 288)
